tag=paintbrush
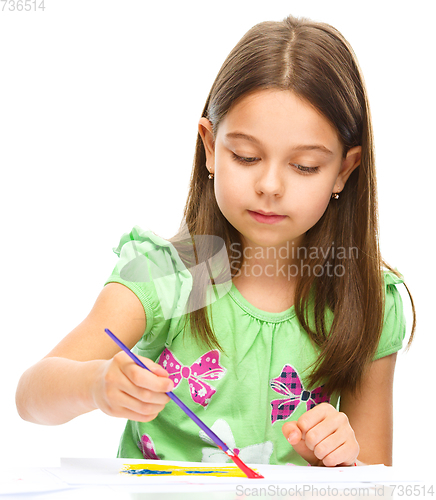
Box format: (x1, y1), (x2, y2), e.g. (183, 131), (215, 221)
(104, 328), (263, 479)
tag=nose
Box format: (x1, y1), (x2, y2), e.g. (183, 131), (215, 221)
(254, 163), (284, 197)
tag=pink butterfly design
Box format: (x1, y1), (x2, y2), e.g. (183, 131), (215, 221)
(138, 434), (160, 460)
(270, 364), (330, 424)
(157, 348), (226, 407)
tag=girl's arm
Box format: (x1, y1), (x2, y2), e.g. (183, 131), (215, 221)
(15, 283), (173, 425)
(339, 352), (397, 466)
(282, 352), (398, 466)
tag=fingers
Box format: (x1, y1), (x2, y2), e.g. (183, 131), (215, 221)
(282, 421), (302, 445)
(295, 403), (337, 439)
(109, 390), (168, 423)
(312, 436), (359, 467)
(282, 421), (320, 465)
(136, 355), (173, 379)
(95, 352), (174, 422)
(283, 403), (359, 467)
(119, 354), (173, 390)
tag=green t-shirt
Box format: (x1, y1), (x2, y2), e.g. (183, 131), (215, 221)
(104, 226), (407, 466)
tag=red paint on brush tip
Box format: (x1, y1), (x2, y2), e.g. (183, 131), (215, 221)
(222, 449), (264, 479)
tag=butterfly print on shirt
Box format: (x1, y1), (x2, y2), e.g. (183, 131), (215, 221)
(270, 364), (330, 424)
(157, 348), (226, 408)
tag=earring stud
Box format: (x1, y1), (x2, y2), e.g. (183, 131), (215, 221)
(332, 192), (340, 200)
(208, 172), (214, 180)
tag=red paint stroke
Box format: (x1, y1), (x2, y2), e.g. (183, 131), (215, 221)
(221, 448), (264, 479)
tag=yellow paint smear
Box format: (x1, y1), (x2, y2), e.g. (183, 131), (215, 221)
(121, 463), (256, 477)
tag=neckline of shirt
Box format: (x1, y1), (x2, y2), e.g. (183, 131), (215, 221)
(228, 281), (297, 323)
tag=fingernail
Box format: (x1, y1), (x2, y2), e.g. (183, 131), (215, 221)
(287, 431), (298, 442)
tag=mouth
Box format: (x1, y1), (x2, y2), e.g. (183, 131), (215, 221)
(248, 210), (287, 225)
(254, 210), (282, 216)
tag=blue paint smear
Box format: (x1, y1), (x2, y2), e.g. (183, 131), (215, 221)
(186, 470), (226, 474)
(125, 469), (172, 475)
(124, 468), (228, 476)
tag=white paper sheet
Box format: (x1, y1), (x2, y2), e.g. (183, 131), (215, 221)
(43, 458), (423, 486)
(0, 466), (70, 495)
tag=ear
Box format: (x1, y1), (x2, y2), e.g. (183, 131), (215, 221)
(198, 117), (216, 173)
(334, 145), (361, 193)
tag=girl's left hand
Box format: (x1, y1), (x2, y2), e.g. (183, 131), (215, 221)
(282, 403), (360, 466)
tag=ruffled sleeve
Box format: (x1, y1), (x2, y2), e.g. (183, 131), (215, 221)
(104, 226), (193, 360)
(373, 269), (407, 360)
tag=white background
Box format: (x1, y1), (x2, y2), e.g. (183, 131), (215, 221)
(0, 0), (434, 478)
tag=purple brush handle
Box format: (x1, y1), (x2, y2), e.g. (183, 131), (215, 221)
(104, 328), (230, 453)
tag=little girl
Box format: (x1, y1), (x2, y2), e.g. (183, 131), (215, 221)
(16, 14), (416, 467)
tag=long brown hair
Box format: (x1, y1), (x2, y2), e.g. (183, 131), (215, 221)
(171, 14), (416, 395)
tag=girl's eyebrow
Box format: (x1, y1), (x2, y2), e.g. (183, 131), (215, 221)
(224, 132), (335, 156)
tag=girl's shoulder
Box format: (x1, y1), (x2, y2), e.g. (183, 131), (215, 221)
(110, 225), (192, 286)
(382, 268), (404, 286)
(375, 267), (407, 360)
(104, 225), (194, 359)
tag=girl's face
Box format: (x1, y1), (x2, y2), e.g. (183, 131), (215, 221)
(199, 90), (361, 251)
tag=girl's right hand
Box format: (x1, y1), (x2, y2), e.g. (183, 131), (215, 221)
(92, 351), (174, 423)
